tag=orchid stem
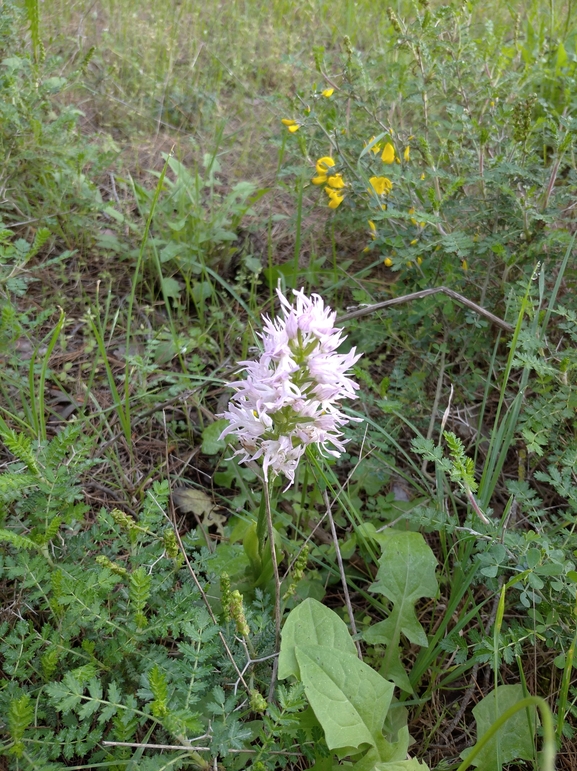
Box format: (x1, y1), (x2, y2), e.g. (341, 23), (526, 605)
(263, 473), (282, 694)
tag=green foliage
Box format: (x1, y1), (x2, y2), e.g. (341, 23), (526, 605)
(129, 566), (152, 628)
(0, 430), (279, 769)
(0, 0), (575, 766)
(134, 152), (267, 308)
(0, 225), (51, 299)
(0, 1), (113, 244)
(7, 693), (33, 757)
(280, 599), (413, 769)
(461, 685), (538, 770)
(364, 532), (438, 691)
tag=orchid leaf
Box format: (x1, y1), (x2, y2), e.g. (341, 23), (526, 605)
(278, 597), (357, 680)
(294, 645), (394, 756)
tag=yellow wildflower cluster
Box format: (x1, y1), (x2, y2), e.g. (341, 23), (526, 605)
(368, 176), (393, 196)
(367, 136), (410, 165)
(281, 118), (300, 133)
(312, 156), (346, 209)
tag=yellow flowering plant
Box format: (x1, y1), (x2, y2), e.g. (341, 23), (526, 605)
(276, 48), (462, 280)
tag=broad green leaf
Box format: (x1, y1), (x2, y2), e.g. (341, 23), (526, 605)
(460, 685), (537, 770)
(278, 598), (357, 680)
(160, 276), (182, 299)
(295, 645), (394, 756)
(373, 761), (429, 770)
(366, 531), (438, 648)
(556, 41), (568, 71)
(377, 647), (413, 693)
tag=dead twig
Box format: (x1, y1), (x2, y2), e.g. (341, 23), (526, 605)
(338, 286), (513, 333)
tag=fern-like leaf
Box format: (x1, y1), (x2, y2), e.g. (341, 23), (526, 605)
(0, 424), (39, 474)
(8, 693), (34, 757)
(129, 567), (151, 628)
(0, 527), (42, 552)
(149, 664), (169, 717)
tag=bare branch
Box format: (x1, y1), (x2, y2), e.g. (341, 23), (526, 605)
(338, 286), (513, 333)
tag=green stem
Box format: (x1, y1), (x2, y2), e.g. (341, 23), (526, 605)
(263, 473), (281, 656)
(556, 624), (577, 745)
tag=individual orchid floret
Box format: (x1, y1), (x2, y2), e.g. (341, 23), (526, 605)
(219, 288), (362, 487)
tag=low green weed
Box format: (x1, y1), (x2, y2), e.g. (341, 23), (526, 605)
(131, 151), (266, 317)
(1, 0), (577, 767)
(0, 0), (113, 247)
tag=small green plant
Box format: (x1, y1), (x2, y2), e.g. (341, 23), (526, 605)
(0, 424), (280, 768)
(279, 597), (555, 771)
(132, 152), (267, 309)
(0, 0), (111, 246)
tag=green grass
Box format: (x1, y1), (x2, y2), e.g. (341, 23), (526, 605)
(0, 0), (576, 767)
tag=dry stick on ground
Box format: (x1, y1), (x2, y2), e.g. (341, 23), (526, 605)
(323, 490), (363, 660)
(337, 286), (514, 333)
(102, 741), (304, 757)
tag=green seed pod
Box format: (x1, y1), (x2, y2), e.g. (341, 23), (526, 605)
(249, 689), (268, 713)
(96, 554), (128, 576)
(163, 529), (179, 560)
(387, 7), (402, 34)
(229, 589), (250, 637)
(283, 545), (310, 600)
(110, 508), (137, 532)
(220, 573), (232, 622)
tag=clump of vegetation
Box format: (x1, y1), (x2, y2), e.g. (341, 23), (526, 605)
(0, 0), (576, 768)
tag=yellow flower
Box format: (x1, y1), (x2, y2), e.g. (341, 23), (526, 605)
(325, 187), (344, 208)
(327, 173), (345, 189)
(316, 156), (336, 174)
(368, 220), (377, 236)
(462, 260), (468, 271)
(322, 88), (334, 97)
(384, 257), (393, 267)
(404, 146), (410, 161)
(281, 119), (300, 133)
(367, 136), (382, 154)
(410, 239), (418, 246)
(312, 175), (328, 185)
(420, 172), (426, 180)
(408, 207), (417, 225)
(381, 142), (395, 164)
(417, 256), (423, 265)
(369, 176), (393, 196)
